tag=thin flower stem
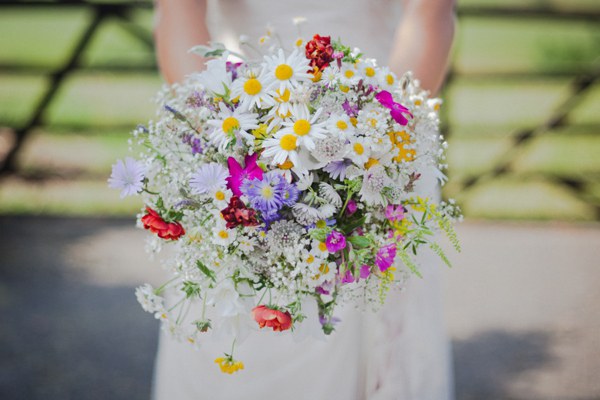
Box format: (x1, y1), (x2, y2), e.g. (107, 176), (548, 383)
(169, 297), (185, 313)
(143, 187), (159, 196)
(201, 294), (207, 320)
(338, 189), (355, 218)
(154, 277), (178, 295)
(241, 43), (263, 58)
(230, 338), (237, 359)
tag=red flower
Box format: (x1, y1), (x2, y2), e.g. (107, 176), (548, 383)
(141, 207), (185, 240)
(220, 196), (259, 229)
(305, 34), (334, 72)
(252, 305), (292, 332)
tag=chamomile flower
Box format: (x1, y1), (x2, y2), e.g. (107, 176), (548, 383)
(209, 187), (233, 209)
(279, 104), (327, 151)
(238, 236), (258, 253)
(321, 65), (341, 87)
(311, 261), (336, 285)
(263, 48), (311, 92)
(339, 63), (360, 86)
(299, 248), (321, 270)
(357, 59), (379, 86)
(230, 67), (275, 112)
(207, 102), (259, 150)
(262, 130), (301, 167)
(377, 67), (398, 92)
(212, 224), (238, 246)
(310, 239), (330, 259)
(348, 136), (371, 166)
(326, 113), (355, 139)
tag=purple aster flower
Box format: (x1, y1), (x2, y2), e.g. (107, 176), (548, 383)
(376, 243), (397, 272)
(345, 200), (357, 217)
(360, 264), (372, 279)
(108, 157), (146, 198)
(190, 162), (229, 194)
(226, 153), (263, 196)
(277, 179), (299, 207)
(375, 90), (413, 126)
(326, 230), (347, 253)
(244, 174), (284, 212)
(323, 158), (352, 181)
(386, 204), (406, 222)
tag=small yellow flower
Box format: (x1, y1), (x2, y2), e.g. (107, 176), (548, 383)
(215, 357), (244, 374)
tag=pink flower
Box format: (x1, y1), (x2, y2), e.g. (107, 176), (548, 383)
(341, 270), (355, 284)
(360, 265), (372, 279)
(226, 153), (263, 196)
(375, 91), (413, 126)
(386, 204), (406, 221)
(326, 230), (347, 252)
(376, 243), (397, 272)
(345, 200), (357, 216)
(252, 305), (292, 332)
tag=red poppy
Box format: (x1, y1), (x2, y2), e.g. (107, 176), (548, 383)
(141, 207), (185, 240)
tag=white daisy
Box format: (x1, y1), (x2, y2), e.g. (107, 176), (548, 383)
(310, 239), (329, 259)
(377, 67), (398, 92)
(326, 113), (355, 139)
(209, 187), (232, 209)
(321, 64), (341, 87)
(262, 131), (301, 167)
(357, 59), (379, 86)
(238, 236), (258, 253)
(207, 102), (259, 150)
(279, 104), (328, 151)
(263, 48), (311, 92)
(311, 261), (336, 286)
(339, 62), (360, 86)
(348, 136), (371, 166)
(299, 248), (321, 270)
(230, 67), (276, 112)
(212, 224), (238, 246)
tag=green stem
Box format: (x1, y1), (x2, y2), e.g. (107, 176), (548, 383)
(169, 297), (185, 313)
(230, 339), (237, 360)
(338, 189), (355, 218)
(154, 277), (178, 295)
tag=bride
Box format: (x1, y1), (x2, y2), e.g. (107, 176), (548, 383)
(152, 1), (456, 399)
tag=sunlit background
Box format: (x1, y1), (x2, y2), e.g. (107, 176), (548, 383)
(1, 0), (599, 399)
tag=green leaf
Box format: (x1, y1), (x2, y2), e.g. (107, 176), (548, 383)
(347, 236), (370, 247)
(197, 261), (216, 282)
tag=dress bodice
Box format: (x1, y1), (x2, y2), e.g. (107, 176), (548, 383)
(207, 0), (403, 65)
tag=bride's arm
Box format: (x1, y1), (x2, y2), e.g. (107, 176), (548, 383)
(388, 0), (457, 95)
(154, 0), (211, 84)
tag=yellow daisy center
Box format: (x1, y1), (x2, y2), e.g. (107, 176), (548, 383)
(365, 67), (375, 77)
(275, 64), (293, 80)
(434, 103), (441, 111)
(364, 158), (379, 170)
(340, 85), (349, 93)
(280, 134), (297, 151)
(386, 74), (394, 85)
(350, 117), (358, 127)
(243, 78), (261, 95)
(368, 118), (377, 127)
(275, 89), (291, 103)
(215, 190), (225, 200)
(261, 185), (274, 199)
(222, 117), (240, 133)
(315, 219), (326, 229)
(296, 38), (303, 47)
(307, 255), (315, 263)
(219, 231), (228, 239)
(353, 142), (364, 155)
(294, 119), (311, 136)
(336, 120), (348, 130)
(319, 263), (330, 274)
(414, 100), (422, 106)
(318, 242), (327, 252)
(344, 70), (355, 78)
(278, 159), (294, 169)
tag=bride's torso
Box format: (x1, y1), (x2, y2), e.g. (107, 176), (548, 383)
(207, 0), (404, 65)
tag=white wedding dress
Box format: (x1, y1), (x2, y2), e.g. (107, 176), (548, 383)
(152, 1), (454, 399)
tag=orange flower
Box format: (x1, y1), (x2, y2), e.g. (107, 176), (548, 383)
(251, 305), (292, 332)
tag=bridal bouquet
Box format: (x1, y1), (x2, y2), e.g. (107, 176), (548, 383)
(109, 30), (460, 374)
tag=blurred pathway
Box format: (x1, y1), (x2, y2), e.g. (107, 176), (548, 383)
(0, 216), (599, 399)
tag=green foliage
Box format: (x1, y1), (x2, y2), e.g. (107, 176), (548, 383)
(398, 248), (422, 279)
(182, 281), (201, 298)
(430, 242), (453, 268)
(197, 260), (217, 282)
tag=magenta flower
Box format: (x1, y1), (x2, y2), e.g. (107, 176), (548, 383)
(326, 230), (347, 252)
(376, 243), (397, 272)
(226, 153), (263, 196)
(386, 204), (406, 222)
(360, 265), (371, 279)
(341, 270), (355, 284)
(345, 200), (357, 216)
(375, 90), (413, 126)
